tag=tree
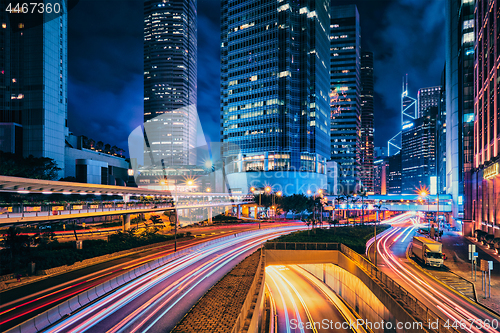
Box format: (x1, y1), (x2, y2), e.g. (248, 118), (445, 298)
(96, 141), (104, 151)
(104, 143), (111, 153)
(149, 214), (162, 226)
(0, 152), (61, 180)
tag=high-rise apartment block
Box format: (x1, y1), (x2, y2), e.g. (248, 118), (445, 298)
(330, 5), (361, 192)
(220, 0), (331, 194)
(0, 4), (68, 176)
(144, 0), (197, 167)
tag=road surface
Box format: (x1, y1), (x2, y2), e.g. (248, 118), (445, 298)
(266, 265), (359, 333)
(0, 222), (298, 331)
(371, 216), (500, 333)
(6, 225), (303, 333)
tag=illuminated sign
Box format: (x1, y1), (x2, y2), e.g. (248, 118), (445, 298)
(430, 176), (437, 195)
(484, 163), (499, 180)
(458, 196), (463, 205)
(402, 122), (414, 130)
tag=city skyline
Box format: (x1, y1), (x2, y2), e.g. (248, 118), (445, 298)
(67, 0), (445, 157)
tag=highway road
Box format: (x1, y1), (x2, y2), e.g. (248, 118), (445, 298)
(4, 225), (304, 333)
(0, 222), (298, 331)
(369, 216), (500, 333)
(266, 265), (363, 333)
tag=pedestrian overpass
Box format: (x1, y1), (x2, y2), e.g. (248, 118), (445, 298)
(326, 193), (453, 213)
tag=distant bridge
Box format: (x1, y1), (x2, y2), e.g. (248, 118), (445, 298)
(326, 193), (453, 213)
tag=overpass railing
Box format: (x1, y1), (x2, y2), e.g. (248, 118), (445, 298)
(264, 242), (458, 333)
(0, 200), (254, 219)
(341, 244), (458, 333)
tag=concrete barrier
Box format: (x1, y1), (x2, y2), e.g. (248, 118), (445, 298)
(46, 306), (61, 325)
(86, 287), (99, 302)
(18, 319), (36, 333)
(67, 296), (81, 312)
(33, 313), (51, 332)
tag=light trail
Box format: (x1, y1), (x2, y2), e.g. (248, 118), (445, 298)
(39, 226), (303, 333)
(269, 266), (316, 333)
(377, 220), (499, 333)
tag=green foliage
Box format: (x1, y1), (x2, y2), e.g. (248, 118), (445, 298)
(0, 152), (61, 180)
(269, 225), (391, 254)
(0, 228), (190, 275)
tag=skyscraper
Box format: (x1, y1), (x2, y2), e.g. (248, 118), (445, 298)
(0, 3), (68, 176)
(401, 107), (438, 193)
(418, 86), (442, 118)
(143, 0), (197, 167)
(220, 0), (331, 194)
(445, 0), (475, 222)
(360, 51), (374, 193)
(468, 0), (499, 237)
(330, 5), (361, 192)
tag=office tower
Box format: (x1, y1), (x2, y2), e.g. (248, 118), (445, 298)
(144, 0), (197, 167)
(373, 158), (388, 195)
(0, 3), (68, 177)
(388, 76), (417, 156)
(418, 86), (442, 118)
(330, 5), (361, 192)
(401, 107), (438, 193)
(437, 68), (447, 194)
(360, 51), (374, 193)
(220, 0), (331, 194)
(387, 152), (402, 194)
(469, 0), (499, 236)
(445, 0), (475, 222)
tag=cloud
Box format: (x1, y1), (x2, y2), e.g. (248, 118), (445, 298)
(359, 1), (445, 147)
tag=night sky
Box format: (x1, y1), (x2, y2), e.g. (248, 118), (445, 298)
(67, 0), (445, 156)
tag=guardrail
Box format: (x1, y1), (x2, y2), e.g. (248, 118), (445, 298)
(0, 200), (254, 219)
(6, 225), (295, 333)
(264, 242), (340, 251)
(264, 242), (458, 333)
(340, 244), (458, 333)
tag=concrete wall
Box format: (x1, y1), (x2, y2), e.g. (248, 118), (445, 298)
(299, 263), (393, 333)
(265, 249), (424, 333)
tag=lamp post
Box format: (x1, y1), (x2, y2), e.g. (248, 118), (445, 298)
(420, 190), (430, 232)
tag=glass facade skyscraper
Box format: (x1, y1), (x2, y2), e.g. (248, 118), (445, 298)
(445, 0), (475, 222)
(360, 51), (374, 193)
(401, 107), (438, 193)
(330, 5), (361, 192)
(0, 2), (68, 176)
(220, 0), (331, 194)
(144, 0), (197, 167)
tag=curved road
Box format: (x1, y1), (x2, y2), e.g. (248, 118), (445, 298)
(266, 265), (359, 333)
(0, 222), (297, 331)
(9, 225), (303, 333)
(370, 216), (500, 333)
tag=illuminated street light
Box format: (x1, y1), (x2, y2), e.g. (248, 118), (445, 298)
(250, 187), (256, 192)
(276, 191), (282, 197)
(206, 187), (211, 192)
(307, 190), (312, 195)
(265, 186), (271, 193)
